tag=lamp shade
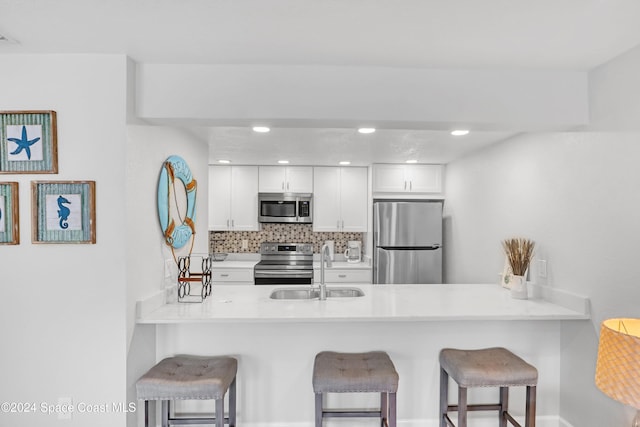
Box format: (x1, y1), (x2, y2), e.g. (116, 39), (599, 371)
(595, 318), (640, 409)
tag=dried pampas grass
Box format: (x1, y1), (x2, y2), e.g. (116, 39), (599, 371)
(502, 238), (535, 276)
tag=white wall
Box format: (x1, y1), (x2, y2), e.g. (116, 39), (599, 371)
(125, 125), (209, 426)
(0, 55), (128, 426)
(444, 42), (640, 425)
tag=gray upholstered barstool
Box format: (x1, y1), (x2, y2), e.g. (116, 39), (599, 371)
(136, 355), (237, 427)
(312, 351), (399, 427)
(439, 347), (538, 427)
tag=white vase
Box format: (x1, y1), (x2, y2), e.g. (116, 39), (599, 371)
(510, 275), (528, 299)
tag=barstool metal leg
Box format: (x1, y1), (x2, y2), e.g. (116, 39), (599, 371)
(388, 392), (397, 427)
(499, 387), (508, 427)
(143, 401), (149, 427)
(161, 400), (169, 427)
(229, 377), (237, 427)
(381, 392), (388, 426)
(458, 386), (468, 427)
(439, 367), (449, 427)
(215, 398), (224, 427)
(526, 386), (536, 427)
(315, 393), (323, 427)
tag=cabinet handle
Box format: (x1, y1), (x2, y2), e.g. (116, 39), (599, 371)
(221, 274), (229, 277)
(404, 181), (407, 190)
(338, 274), (347, 278)
(337, 220), (340, 229)
(282, 182), (285, 190)
(231, 219), (235, 227)
(410, 181), (412, 191)
(342, 220), (345, 229)
(286, 182), (290, 190)
(226, 219), (230, 227)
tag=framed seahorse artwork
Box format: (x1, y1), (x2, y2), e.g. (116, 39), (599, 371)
(31, 180), (95, 244)
(0, 182), (19, 244)
(0, 111), (58, 174)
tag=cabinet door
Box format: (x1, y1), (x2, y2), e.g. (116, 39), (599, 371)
(230, 166), (259, 231)
(313, 167), (341, 232)
(258, 166), (286, 192)
(286, 167), (313, 193)
(340, 167), (368, 232)
(209, 166), (232, 230)
(406, 164), (443, 193)
(372, 164), (407, 192)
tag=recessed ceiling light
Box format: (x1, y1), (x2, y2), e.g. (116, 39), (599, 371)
(358, 128), (376, 134)
(451, 130), (470, 136)
(278, 160), (289, 164)
(406, 160), (418, 164)
(252, 126), (270, 133)
(339, 161), (351, 165)
(218, 159), (231, 164)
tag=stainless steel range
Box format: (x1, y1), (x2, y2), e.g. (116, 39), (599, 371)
(254, 242), (314, 285)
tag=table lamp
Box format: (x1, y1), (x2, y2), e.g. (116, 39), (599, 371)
(595, 318), (640, 426)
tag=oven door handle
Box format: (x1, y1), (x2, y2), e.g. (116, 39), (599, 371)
(254, 270), (313, 277)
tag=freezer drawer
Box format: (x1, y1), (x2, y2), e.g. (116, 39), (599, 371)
(374, 248), (442, 284)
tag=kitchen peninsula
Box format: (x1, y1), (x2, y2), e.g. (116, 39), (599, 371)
(137, 284), (588, 427)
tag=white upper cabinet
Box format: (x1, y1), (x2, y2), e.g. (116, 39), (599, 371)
(313, 167), (368, 232)
(372, 164), (443, 194)
(258, 166), (313, 193)
(209, 165), (259, 231)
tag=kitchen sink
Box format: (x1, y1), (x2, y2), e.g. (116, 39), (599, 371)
(269, 286), (365, 300)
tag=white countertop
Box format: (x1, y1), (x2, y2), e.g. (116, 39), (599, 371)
(137, 283), (589, 324)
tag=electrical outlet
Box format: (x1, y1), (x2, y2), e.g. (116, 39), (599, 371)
(242, 239), (248, 250)
(538, 259), (547, 278)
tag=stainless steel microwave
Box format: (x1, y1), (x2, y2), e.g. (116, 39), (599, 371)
(258, 193), (313, 224)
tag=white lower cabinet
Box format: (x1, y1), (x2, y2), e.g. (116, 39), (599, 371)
(212, 268), (254, 285)
(314, 268), (372, 284)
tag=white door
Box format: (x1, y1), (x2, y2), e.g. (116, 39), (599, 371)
(286, 167), (313, 193)
(209, 166), (232, 230)
(230, 166), (259, 231)
(340, 167), (368, 232)
(406, 165), (443, 193)
(372, 164), (407, 192)
(258, 166), (286, 192)
(312, 167), (341, 232)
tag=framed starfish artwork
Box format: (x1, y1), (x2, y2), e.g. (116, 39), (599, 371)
(31, 180), (96, 244)
(0, 111), (58, 174)
(0, 182), (19, 244)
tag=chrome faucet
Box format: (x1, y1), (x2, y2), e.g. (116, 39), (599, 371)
(319, 243), (333, 300)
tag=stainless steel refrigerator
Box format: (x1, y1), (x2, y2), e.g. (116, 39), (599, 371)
(373, 200), (442, 284)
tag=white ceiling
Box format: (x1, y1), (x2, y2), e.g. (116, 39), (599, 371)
(3, 0), (640, 164)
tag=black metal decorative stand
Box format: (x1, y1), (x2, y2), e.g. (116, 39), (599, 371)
(177, 254), (212, 303)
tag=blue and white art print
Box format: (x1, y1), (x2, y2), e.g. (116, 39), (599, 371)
(6, 124), (43, 161)
(0, 182), (19, 244)
(0, 111), (58, 174)
(32, 181), (95, 244)
(0, 195), (5, 233)
(45, 194), (82, 231)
